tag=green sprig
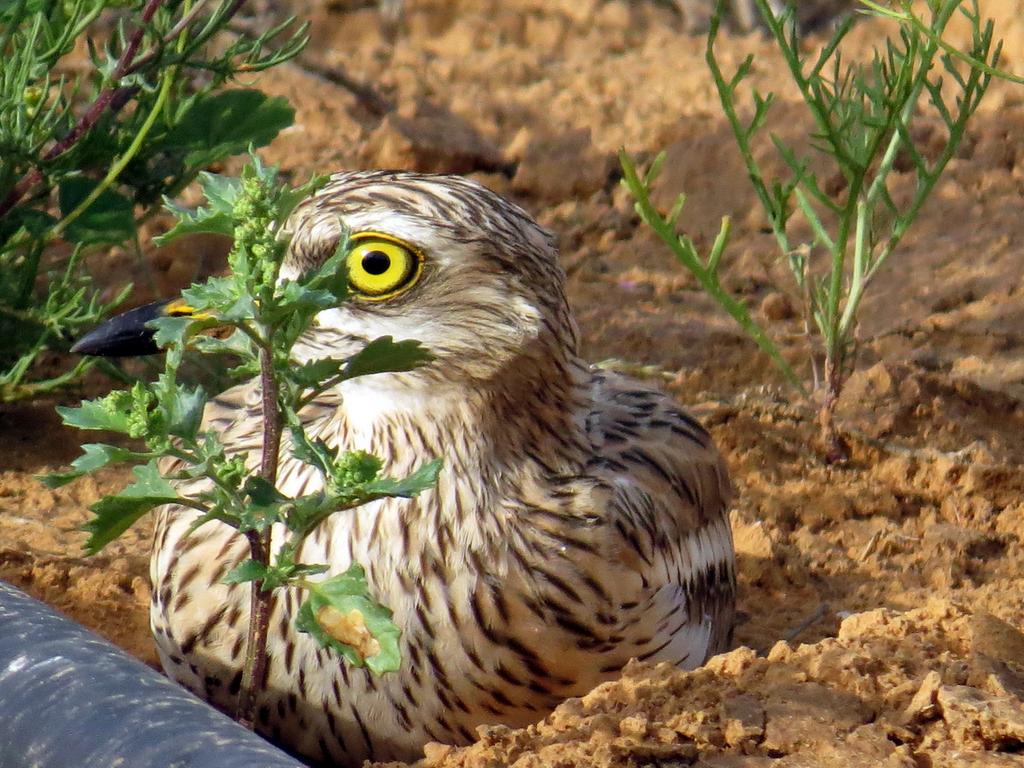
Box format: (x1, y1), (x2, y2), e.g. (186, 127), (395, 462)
(621, 0), (1005, 456)
(46, 155), (440, 726)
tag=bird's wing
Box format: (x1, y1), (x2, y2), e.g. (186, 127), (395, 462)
(582, 369), (736, 664)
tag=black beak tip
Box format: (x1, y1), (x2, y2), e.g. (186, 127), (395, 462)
(69, 335), (96, 356)
(71, 300), (172, 358)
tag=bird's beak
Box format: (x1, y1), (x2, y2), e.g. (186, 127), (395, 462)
(71, 298), (204, 357)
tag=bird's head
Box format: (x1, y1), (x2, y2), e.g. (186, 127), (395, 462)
(74, 171), (580, 391)
(284, 171), (579, 387)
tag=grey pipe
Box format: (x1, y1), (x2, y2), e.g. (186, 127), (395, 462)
(0, 580), (306, 768)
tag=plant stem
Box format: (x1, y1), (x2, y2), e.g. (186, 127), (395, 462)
(51, 59), (176, 241)
(863, 0), (1024, 86)
(819, 354), (849, 464)
(620, 151), (807, 395)
(0, 0), (167, 222)
(236, 333), (283, 727)
(71, 0), (199, 231)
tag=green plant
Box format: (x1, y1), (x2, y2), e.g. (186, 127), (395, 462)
(621, 0), (1004, 461)
(0, 0), (306, 401)
(43, 158), (441, 726)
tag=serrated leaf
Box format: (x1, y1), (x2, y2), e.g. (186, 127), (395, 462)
(303, 238), (350, 301)
(290, 428), (335, 476)
(56, 396), (130, 433)
(190, 328), (253, 357)
(222, 558), (270, 585)
(364, 459), (443, 499)
(200, 172), (245, 212)
(180, 276), (239, 313)
(273, 281), (337, 317)
(281, 492), (331, 535)
(154, 174), (242, 245)
(290, 357), (346, 390)
(343, 337), (432, 380)
(148, 315), (193, 350)
(58, 177), (136, 246)
(163, 383), (207, 440)
(277, 174), (330, 221)
(244, 475), (287, 506)
(39, 443), (141, 488)
(295, 564), (401, 674)
(219, 294), (258, 323)
(160, 90), (294, 169)
(237, 475), (287, 532)
(83, 461), (180, 554)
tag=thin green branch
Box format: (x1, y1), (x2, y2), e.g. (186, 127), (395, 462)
(620, 151), (806, 395)
(51, 60), (176, 241)
(860, 0), (1024, 85)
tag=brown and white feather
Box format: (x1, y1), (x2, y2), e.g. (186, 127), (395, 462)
(149, 171), (736, 765)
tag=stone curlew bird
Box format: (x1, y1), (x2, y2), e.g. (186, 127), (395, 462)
(107, 171), (737, 765)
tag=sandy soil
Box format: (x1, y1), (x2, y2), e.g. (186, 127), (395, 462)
(3, 1), (1024, 765)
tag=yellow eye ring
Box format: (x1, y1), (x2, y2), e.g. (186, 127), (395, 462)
(346, 233), (423, 301)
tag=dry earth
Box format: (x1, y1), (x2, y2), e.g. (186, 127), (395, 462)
(3, 1), (1024, 766)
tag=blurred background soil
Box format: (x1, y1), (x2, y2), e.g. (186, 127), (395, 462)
(3, 1), (1024, 765)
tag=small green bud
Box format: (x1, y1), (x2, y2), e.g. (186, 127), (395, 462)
(125, 382), (163, 440)
(23, 86), (43, 106)
(218, 455), (249, 489)
(328, 451), (382, 497)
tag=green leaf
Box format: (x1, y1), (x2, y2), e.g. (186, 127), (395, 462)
(289, 428), (335, 476)
(303, 236), (350, 300)
(281, 492), (331, 535)
(273, 281), (337, 317)
(148, 316), (194, 350)
(290, 357), (346, 390)
(163, 383), (207, 440)
(201, 172), (247, 212)
(58, 177), (135, 246)
(180, 276), (241, 314)
(222, 558), (270, 585)
(14, 209), (58, 237)
(83, 461), (180, 554)
(154, 174), (242, 244)
(190, 329), (253, 357)
(276, 173), (330, 223)
(56, 393), (131, 433)
(244, 475), (287, 506)
(364, 459), (443, 499)
(290, 562), (330, 577)
(0, 0), (47, 20)
(295, 564), (401, 674)
(39, 443), (142, 488)
(237, 475), (287, 532)
(161, 90), (294, 169)
(343, 337), (433, 380)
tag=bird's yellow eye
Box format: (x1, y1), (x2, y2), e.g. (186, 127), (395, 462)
(346, 234), (423, 301)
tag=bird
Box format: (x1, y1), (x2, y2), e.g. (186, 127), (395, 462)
(140, 171), (735, 765)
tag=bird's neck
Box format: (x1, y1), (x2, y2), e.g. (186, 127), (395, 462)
(331, 347), (591, 480)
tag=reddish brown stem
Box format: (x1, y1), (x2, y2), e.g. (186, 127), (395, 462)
(236, 529), (272, 729)
(236, 337), (283, 727)
(124, 0), (248, 77)
(0, 0), (166, 222)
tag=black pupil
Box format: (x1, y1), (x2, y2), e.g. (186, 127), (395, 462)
(362, 250), (392, 276)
